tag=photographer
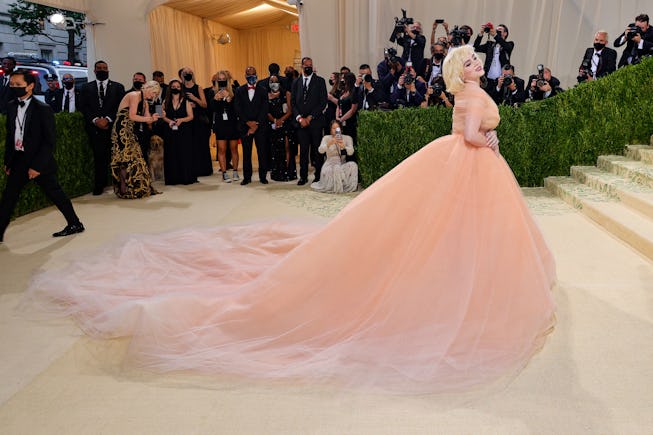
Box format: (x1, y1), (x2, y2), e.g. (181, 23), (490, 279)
(473, 23), (514, 89)
(527, 66), (562, 100)
(448, 25), (472, 48)
(578, 31), (617, 83)
(422, 77), (453, 108)
(390, 70), (425, 108)
(490, 64), (526, 106)
(396, 21), (427, 78)
(356, 65), (387, 111)
(378, 49), (405, 98)
(423, 42), (447, 85)
(614, 14), (653, 67)
(431, 20), (450, 47)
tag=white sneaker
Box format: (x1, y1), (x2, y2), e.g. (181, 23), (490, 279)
(232, 171), (240, 181)
(222, 171), (232, 183)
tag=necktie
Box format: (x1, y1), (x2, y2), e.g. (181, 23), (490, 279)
(63, 92), (70, 112)
(303, 78), (309, 102)
(98, 82), (105, 107)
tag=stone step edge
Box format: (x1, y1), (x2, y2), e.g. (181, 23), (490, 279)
(545, 176), (653, 262)
(625, 145), (653, 164)
(570, 166), (653, 220)
(597, 156), (653, 189)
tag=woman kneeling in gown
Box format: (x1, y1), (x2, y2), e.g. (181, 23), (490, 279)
(311, 120), (358, 193)
(111, 80), (161, 199)
(24, 46), (555, 394)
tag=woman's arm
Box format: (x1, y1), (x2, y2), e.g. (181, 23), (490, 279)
(128, 93), (157, 123)
(343, 135), (355, 156)
(463, 102), (490, 148)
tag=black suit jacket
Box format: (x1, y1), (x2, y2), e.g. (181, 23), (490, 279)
(473, 33), (514, 75)
(580, 47), (617, 78)
(489, 76), (526, 106)
(4, 98), (57, 174)
(0, 76), (13, 115)
(78, 79), (125, 127)
(397, 32), (427, 76)
(291, 74), (328, 127)
(50, 88), (82, 113)
(614, 25), (653, 67)
(233, 84), (269, 134)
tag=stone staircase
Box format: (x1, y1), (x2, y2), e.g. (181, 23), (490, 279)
(545, 136), (653, 261)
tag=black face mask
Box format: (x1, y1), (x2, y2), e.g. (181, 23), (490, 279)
(10, 87), (27, 99)
(95, 70), (109, 81)
(183, 73), (193, 81)
(170, 88), (181, 95)
(433, 53), (444, 61)
(63, 82), (74, 90)
(303, 66), (313, 76)
(217, 80), (228, 88)
(328, 79), (335, 86)
(133, 81), (144, 90)
(285, 72), (294, 80)
(593, 42), (605, 51)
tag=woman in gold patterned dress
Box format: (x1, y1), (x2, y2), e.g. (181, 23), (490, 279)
(110, 81), (161, 199)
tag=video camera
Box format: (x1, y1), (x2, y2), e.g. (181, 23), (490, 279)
(390, 9), (414, 43)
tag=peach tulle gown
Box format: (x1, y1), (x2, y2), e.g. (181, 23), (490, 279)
(24, 81), (555, 394)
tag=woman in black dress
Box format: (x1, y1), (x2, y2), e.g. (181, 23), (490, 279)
(161, 79), (196, 185)
(266, 76), (293, 181)
(179, 67), (213, 177)
(210, 71), (240, 183)
(336, 72), (360, 162)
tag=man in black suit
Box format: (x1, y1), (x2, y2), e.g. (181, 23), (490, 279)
(234, 66), (269, 185)
(527, 67), (563, 100)
(473, 23), (514, 89)
(578, 31), (617, 83)
(54, 74), (81, 113)
(0, 69), (84, 243)
(396, 22), (427, 79)
(43, 74), (59, 112)
(78, 60), (125, 195)
(291, 57), (328, 185)
(0, 56), (17, 115)
(614, 14), (653, 67)
(489, 64), (526, 106)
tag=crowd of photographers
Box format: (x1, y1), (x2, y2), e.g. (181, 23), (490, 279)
(346, 11), (653, 113)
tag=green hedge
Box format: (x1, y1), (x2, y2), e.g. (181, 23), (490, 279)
(0, 112), (93, 218)
(358, 56), (653, 187)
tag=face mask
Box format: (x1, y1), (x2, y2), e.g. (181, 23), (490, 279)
(183, 73), (193, 81)
(246, 75), (257, 85)
(10, 87), (27, 99)
(170, 88), (181, 95)
(270, 83), (280, 92)
(133, 81), (144, 90)
(433, 53), (444, 61)
(303, 66), (313, 76)
(285, 72), (294, 80)
(593, 42), (605, 51)
(63, 82), (74, 90)
(95, 70), (109, 81)
(328, 79), (335, 86)
(217, 80), (228, 88)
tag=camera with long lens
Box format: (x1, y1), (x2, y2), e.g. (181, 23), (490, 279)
(384, 47), (398, 60)
(535, 64), (547, 87)
(389, 9), (414, 42)
(450, 25), (468, 47)
(403, 73), (415, 85)
(576, 58), (593, 82)
(502, 74), (513, 87)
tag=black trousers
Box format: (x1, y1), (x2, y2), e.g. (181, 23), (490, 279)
(88, 126), (112, 194)
(0, 155), (80, 237)
(296, 124), (323, 181)
(241, 128), (268, 182)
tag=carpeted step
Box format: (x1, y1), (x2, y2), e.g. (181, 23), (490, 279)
(597, 155), (653, 188)
(545, 176), (653, 261)
(625, 145), (653, 164)
(571, 165), (653, 219)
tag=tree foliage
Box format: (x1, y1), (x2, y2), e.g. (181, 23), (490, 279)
(8, 0), (86, 62)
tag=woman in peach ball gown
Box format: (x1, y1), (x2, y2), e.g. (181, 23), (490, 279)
(24, 46), (555, 394)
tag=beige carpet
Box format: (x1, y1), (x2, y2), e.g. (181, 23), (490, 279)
(0, 174), (651, 434)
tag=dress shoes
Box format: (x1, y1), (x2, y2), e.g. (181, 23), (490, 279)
(260, 178), (269, 185)
(52, 222), (85, 238)
(240, 179), (251, 186)
(297, 178), (308, 186)
(92, 189), (103, 196)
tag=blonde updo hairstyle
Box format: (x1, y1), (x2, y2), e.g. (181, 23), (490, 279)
(142, 80), (161, 97)
(443, 45), (475, 95)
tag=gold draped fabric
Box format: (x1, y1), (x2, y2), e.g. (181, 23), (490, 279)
(148, 5), (300, 88)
